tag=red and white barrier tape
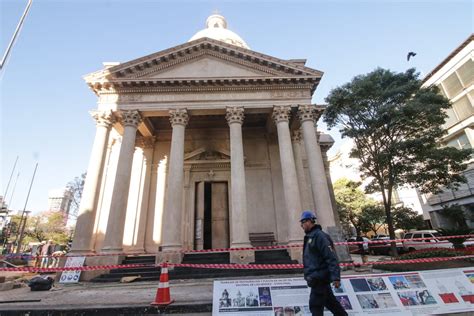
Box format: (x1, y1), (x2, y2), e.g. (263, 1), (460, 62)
(3, 234), (473, 260)
(1, 255), (473, 272)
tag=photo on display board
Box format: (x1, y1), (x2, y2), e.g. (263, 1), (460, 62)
(465, 273), (474, 284)
(232, 290), (245, 307)
(366, 277), (387, 291)
(283, 306), (295, 315)
(335, 295), (352, 310)
(439, 293), (459, 304)
(219, 289), (232, 308)
(374, 293), (397, 308)
(356, 294), (379, 309)
(245, 290), (259, 307)
(331, 282), (345, 293)
(258, 287), (273, 307)
(389, 276), (410, 290)
(404, 274), (426, 288)
(350, 278), (371, 292)
(397, 290), (437, 306)
(273, 306), (284, 316)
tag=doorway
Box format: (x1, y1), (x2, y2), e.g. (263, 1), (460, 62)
(195, 182), (229, 250)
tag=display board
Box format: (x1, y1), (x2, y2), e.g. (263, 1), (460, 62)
(212, 268), (474, 315)
(59, 256), (85, 283)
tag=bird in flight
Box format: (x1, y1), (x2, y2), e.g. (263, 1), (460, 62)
(407, 52), (417, 61)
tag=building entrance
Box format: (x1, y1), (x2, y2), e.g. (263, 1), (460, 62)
(194, 181), (229, 250)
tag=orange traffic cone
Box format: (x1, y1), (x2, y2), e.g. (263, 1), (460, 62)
(151, 262), (175, 306)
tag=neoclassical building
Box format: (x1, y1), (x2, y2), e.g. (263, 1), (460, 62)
(71, 14), (342, 265)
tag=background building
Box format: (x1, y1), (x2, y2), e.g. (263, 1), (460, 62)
(418, 34), (474, 229)
(48, 188), (73, 221)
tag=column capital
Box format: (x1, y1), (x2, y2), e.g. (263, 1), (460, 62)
(226, 106), (245, 125)
(272, 105), (291, 123)
(119, 110), (142, 127)
(136, 136), (156, 149)
(90, 110), (116, 128)
(169, 108), (189, 127)
(292, 130), (302, 142)
(298, 104), (324, 123)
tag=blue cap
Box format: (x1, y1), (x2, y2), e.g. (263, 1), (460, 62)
(300, 210), (317, 222)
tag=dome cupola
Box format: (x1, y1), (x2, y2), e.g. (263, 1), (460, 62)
(189, 14), (249, 49)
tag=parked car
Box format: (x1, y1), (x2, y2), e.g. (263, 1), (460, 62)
(403, 230), (474, 252)
(347, 236), (369, 254)
(368, 237), (404, 255)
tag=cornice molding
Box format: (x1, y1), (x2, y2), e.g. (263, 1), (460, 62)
(84, 38), (323, 90)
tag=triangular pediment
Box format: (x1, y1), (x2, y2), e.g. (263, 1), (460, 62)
(85, 38), (323, 84)
(145, 55), (270, 79)
(184, 147), (230, 161)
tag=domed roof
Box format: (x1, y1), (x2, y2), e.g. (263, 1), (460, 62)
(189, 14), (249, 49)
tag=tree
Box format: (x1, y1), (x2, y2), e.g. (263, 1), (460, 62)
(66, 172), (86, 219)
(391, 206), (426, 231)
(333, 178), (376, 236)
(359, 205), (386, 235)
(324, 68), (471, 255)
(25, 211), (69, 245)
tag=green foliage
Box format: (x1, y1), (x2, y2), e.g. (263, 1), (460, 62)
(359, 204), (386, 234)
(324, 68), (471, 254)
(25, 211), (69, 245)
(333, 178), (376, 236)
(398, 247), (474, 259)
(392, 206), (426, 231)
(436, 227), (473, 249)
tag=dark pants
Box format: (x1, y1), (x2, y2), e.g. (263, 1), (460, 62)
(309, 283), (348, 316)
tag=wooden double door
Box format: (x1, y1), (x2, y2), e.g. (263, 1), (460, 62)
(194, 182), (229, 250)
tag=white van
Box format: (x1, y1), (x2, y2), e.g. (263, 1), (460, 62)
(402, 230), (453, 252)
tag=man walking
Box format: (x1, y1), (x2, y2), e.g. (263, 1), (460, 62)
(300, 211), (348, 316)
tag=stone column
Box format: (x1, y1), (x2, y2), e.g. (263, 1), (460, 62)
(298, 105), (336, 228)
(226, 107), (252, 252)
(298, 105), (351, 263)
(134, 136), (156, 253)
(160, 109), (188, 258)
(71, 110), (115, 253)
(101, 110), (142, 253)
(292, 130), (312, 210)
(272, 106), (302, 245)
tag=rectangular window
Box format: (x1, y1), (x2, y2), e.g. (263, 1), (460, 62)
(443, 107), (459, 128)
(446, 132), (472, 150)
(457, 59), (474, 87)
(452, 95), (473, 121)
(443, 72), (463, 98)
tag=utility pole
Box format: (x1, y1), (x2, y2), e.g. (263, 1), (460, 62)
(0, 0), (33, 71)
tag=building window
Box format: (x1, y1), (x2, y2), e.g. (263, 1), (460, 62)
(452, 95), (473, 121)
(446, 132), (472, 150)
(443, 107), (459, 129)
(442, 72), (463, 98)
(457, 59), (474, 87)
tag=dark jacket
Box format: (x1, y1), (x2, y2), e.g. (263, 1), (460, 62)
(303, 225), (341, 284)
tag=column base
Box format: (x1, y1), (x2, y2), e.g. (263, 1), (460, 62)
(230, 241), (252, 248)
(326, 226), (352, 265)
(287, 241), (303, 263)
(230, 249), (255, 264)
(156, 251), (183, 265)
(76, 254), (125, 281)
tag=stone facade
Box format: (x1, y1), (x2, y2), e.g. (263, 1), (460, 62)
(71, 16), (345, 266)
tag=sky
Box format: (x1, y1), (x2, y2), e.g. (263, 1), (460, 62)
(0, 0), (472, 214)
